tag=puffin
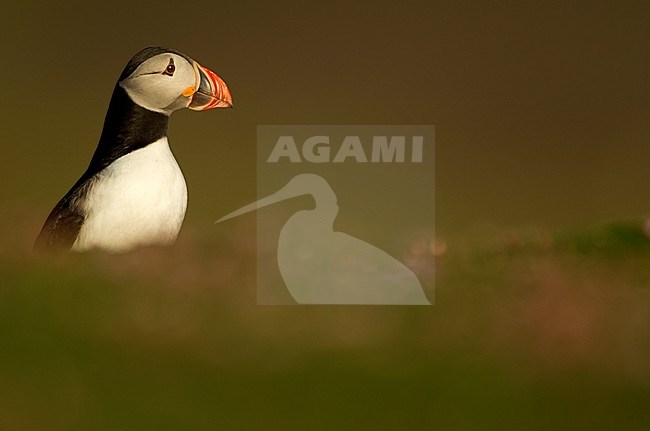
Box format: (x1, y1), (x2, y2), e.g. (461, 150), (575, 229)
(35, 47), (232, 253)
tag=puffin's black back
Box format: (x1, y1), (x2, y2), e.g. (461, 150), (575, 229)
(35, 47), (180, 250)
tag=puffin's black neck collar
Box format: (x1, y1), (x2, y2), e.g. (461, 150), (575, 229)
(82, 85), (169, 179)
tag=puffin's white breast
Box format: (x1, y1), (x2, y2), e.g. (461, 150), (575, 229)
(73, 137), (187, 253)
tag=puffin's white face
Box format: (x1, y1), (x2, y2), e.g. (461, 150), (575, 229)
(120, 52), (232, 115)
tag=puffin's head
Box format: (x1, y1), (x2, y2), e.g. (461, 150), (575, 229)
(118, 47), (233, 115)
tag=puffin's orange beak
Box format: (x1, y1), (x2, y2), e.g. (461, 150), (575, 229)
(188, 62), (233, 110)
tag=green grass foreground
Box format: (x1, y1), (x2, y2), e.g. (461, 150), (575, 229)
(0, 216), (648, 430)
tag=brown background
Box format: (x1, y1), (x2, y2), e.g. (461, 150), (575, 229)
(1, 1), (647, 240)
(0, 2), (648, 430)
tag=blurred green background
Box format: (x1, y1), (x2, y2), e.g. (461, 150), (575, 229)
(0, 1), (648, 430)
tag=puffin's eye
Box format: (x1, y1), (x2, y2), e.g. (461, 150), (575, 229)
(163, 59), (175, 76)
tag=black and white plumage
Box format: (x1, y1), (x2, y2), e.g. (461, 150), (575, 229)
(35, 47), (232, 253)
